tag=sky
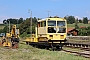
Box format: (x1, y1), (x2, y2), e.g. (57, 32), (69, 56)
(0, 0), (90, 23)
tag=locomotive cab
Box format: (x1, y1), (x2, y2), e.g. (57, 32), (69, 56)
(37, 17), (67, 42)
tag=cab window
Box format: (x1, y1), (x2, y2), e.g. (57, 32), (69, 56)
(41, 22), (43, 27)
(38, 22), (40, 27)
(43, 21), (46, 27)
(57, 28), (66, 33)
(57, 21), (65, 26)
(48, 20), (56, 26)
(40, 21), (46, 27)
(48, 27), (56, 33)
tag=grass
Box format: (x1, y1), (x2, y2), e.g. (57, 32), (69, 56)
(0, 25), (5, 29)
(0, 41), (90, 60)
(0, 24), (9, 29)
(67, 23), (90, 28)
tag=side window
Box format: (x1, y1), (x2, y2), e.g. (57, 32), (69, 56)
(38, 21), (46, 27)
(43, 21), (46, 27)
(38, 22), (40, 27)
(41, 22), (43, 27)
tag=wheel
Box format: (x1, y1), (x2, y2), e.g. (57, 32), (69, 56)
(46, 46), (49, 50)
(12, 42), (19, 48)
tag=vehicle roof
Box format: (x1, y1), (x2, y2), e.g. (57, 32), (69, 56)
(38, 17), (66, 22)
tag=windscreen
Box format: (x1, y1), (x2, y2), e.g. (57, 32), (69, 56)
(48, 20), (56, 26)
(57, 21), (66, 33)
(48, 27), (56, 33)
(48, 20), (66, 33)
(57, 28), (66, 33)
(57, 21), (65, 26)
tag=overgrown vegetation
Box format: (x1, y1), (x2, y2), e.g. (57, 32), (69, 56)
(19, 17), (37, 37)
(78, 26), (90, 36)
(73, 20), (90, 36)
(0, 42), (89, 60)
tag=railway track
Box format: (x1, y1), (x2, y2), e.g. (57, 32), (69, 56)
(63, 42), (90, 58)
(62, 49), (90, 58)
(64, 42), (90, 49)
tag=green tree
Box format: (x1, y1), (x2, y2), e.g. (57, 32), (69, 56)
(64, 16), (75, 24)
(18, 17), (24, 24)
(0, 29), (3, 33)
(3, 18), (24, 24)
(83, 17), (88, 24)
(78, 19), (82, 23)
(3, 25), (9, 33)
(87, 26), (90, 35)
(75, 19), (79, 29)
(7, 18), (17, 24)
(3, 19), (7, 24)
(78, 26), (90, 36)
(19, 17), (37, 34)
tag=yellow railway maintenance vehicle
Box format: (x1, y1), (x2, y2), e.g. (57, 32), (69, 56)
(1, 25), (19, 48)
(24, 16), (67, 50)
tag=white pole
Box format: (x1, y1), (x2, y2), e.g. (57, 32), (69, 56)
(9, 20), (10, 33)
(17, 20), (18, 28)
(28, 9), (32, 38)
(47, 11), (50, 17)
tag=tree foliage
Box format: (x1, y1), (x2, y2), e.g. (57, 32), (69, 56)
(3, 17), (24, 24)
(78, 19), (82, 23)
(64, 16), (75, 24)
(19, 17), (37, 34)
(83, 17), (88, 24)
(0, 25), (9, 33)
(78, 26), (90, 36)
(75, 19), (79, 29)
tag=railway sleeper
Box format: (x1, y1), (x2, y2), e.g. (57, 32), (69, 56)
(65, 43), (90, 49)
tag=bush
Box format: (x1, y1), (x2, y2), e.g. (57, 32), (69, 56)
(78, 26), (90, 36)
(20, 32), (31, 38)
(20, 32), (27, 38)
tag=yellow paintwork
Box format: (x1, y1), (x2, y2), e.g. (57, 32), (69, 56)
(24, 37), (38, 42)
(3, 42), (11, 47)
(2, 25), (19, 47)
(6, 33), (11, 38)
(38, 27), (46, 34)
(24, 17), (67, 44)
(11, 25), (19, 37)
(2, 37), (11, 47)
(24, 33), (38, 42)
(47, 33), (66, 40)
